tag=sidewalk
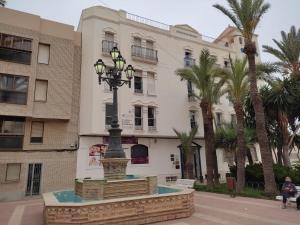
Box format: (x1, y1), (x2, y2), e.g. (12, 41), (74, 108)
(0, 192), (299, 225)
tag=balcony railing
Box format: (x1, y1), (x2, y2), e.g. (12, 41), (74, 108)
(0, 135), (23, 150)
(131, 45), (158, 63)
(102, 40), (118, 54)
(184, 57), (195, 67)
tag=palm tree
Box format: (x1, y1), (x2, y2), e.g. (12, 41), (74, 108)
(262, 78), (300, 167)
(0, 0), (6, 7)
(176, 49), (225, 186)
(263, 26), (300, 78)
(214, 0), (277, 194)
(221, 57), (249, 192)
(173, 127), (198, 179)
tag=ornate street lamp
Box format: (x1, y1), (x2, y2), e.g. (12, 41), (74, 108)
(94, 47), (135, 179)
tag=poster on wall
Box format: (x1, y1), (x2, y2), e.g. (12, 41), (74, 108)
(88, 144), (108, 168)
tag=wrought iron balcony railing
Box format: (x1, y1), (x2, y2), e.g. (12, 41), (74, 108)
(102, 40), (118, 54)
(131, 45), (158, 63)
(184, 57), (195, 67)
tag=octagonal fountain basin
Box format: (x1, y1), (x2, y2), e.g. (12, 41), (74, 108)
(43, 186), (194, 225)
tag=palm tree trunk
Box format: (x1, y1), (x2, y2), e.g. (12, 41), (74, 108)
(278, 112), (292, 167)
(200, 101), (214, 187)
(208, 108), (219, 185)
(277, 147), (283, 166)
(234, 101), (247, 193)
(244, 41), (277, 195)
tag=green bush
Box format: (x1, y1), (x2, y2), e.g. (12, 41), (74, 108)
(229, 163), (300, 185)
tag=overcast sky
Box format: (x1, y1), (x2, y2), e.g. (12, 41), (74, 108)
(6, 0), (300, 62)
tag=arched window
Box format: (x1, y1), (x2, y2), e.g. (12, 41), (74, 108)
(131, 144), (149, 164)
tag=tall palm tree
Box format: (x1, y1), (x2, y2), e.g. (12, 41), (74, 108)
(214, 0), (277, 194)
(263, 26), (300, 78)
(221, 57), (249, 192)
(173, 127), (198, 179)
(176, 49), (225, 186)
(262, 78), (300, 167)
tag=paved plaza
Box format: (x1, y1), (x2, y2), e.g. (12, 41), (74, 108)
(0, 192), (299, 225)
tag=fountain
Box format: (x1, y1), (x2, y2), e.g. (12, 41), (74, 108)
(43, 47), (194, 225)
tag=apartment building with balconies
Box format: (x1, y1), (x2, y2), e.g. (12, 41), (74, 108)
(0, 7), (81, 201)
(76, 5), (260, 184)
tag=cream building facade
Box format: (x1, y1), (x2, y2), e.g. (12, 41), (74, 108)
(76, 5), (261, 184)
(0, 8), (81, 201)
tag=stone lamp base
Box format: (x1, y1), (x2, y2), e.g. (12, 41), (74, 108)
(101, 158), (130, 180)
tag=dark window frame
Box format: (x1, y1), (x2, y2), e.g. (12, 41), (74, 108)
(0, 33), (32, 65)
(0, 73), (29, 105)
(0, 116), (25, 150)
(134, 75), (143, 93)
(148, 106), (156, 128)
(134, 105), (143, 128)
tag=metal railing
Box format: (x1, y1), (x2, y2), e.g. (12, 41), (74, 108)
(102, 40), (118, 53)
(126, 13), (170, 31)
(184, 57), (195, 67)
(131, 45), (158, 62)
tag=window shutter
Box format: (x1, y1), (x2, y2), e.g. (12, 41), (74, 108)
(6, 163), (21, 181)
(147, 72), (156, 95)
(38, 43), (50, 64)
(34, 80), (48, 102)
(30, 121), (44, 143)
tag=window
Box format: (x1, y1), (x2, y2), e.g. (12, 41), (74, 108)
(134, 37), (142, 46)
(190, 111), (197, 129)
(134, 106), (143, 129)
(187, 80), (193, 96)
(38, 43), (50, 64)
(146, 40), (154, 49)
(225, 42), (229, 47)
(184, 50), (195, 67)
(148, 107), (156, 129)
(131, 144), (149, 164)
(102, 32), (117, 53)
(147, 72), (155, 95)
(0, 116), (25, 149)
(0, 33), (32, 64)
(34, 80), (48, 102)
(134, 71), (143, 93)
(105, 104), (113, 126)
(5, 163), (21, 182)
(30, 122), (44, 143)
(216, 112), (222, 128)
(105, 32), (114, 42)
(0, 74), (28, 105)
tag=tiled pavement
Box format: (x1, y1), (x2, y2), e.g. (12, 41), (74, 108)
(0, 192), (299, 225)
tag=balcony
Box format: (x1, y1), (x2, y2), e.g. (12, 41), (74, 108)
(131, 45), (158, 64)
(102, 40), (118, 56)
(184, 57), (195, 67)
(0, 135), (23, 150)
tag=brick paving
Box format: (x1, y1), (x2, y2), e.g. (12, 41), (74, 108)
(0, 192), (299, 225)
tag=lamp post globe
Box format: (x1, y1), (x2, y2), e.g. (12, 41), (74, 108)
(110, 46), (120, 60)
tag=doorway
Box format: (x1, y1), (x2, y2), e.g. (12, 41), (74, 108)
(26, 163), (42, 196)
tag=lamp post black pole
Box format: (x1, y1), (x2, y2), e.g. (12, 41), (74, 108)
(94, 48), (134, 159)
